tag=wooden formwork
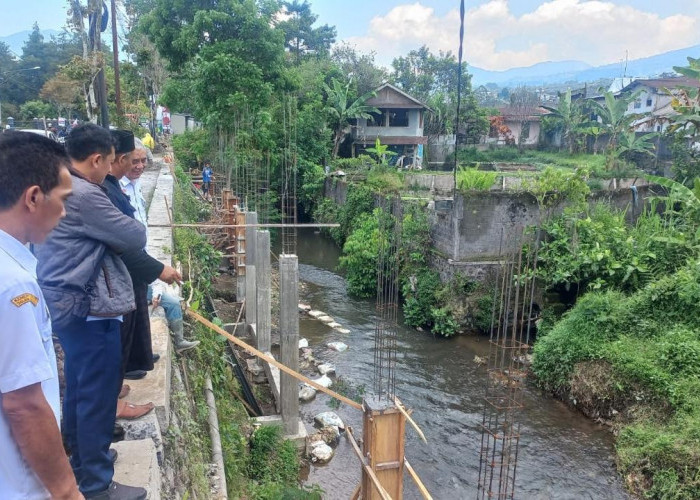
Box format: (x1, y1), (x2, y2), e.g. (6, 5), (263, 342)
(361, 397), (406, 499)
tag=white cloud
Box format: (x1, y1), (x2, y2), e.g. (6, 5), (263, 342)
(341, 0), (700, 71)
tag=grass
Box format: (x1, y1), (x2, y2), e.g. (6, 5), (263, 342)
(532, 261), (700, 499)
(458, 147), (641, 179)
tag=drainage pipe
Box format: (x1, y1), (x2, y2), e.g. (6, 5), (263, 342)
(205, 375), (228, 499)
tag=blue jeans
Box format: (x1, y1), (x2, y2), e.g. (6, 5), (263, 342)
(58, 317), (121, 495)
(147, 286), (182, 323)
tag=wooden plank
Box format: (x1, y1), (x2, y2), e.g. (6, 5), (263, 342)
(349, 483), (361, 500)
(404, 459), (433, 500)
(394, 396), (427, 444)
(346, 427), (393, 500)
(186, 309), (363, 410)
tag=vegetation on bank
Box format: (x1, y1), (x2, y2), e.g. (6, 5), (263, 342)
(169, 161), (318, 499)
(530, 177), (700, 498)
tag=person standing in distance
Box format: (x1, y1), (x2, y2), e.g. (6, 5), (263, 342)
(0, 131), (82, 499)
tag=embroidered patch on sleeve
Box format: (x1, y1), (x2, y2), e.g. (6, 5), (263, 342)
(11, 293), (39, 307)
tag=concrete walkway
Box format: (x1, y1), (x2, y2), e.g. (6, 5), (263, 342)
(112, 158), (174, 499)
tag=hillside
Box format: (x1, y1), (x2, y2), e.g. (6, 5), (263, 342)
(470, 44), (700, 86)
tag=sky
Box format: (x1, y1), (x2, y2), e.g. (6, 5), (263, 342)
(1, 1), (699, 71)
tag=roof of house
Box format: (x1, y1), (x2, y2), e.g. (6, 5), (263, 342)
(366, 83), (432, 111)
(620, 76), (700, 93)
(496, 106), (551, 120)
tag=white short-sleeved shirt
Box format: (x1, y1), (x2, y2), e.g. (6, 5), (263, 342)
(0, 229), (59, 499)
(119, 177), (147, 228)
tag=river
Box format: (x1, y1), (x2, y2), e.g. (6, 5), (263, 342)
(283, 228), (629, 500)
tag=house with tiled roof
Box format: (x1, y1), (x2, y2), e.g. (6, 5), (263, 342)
(618, 76), (700, 133)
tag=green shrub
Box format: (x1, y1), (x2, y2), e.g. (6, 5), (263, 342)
(172, 129), (211, 169)
(456, 167), (498, 191)
(401, 269), (441, 328)
(248, 425), (299, 486)
(338, 212), (379, 297)
(430, 307), (459, 337)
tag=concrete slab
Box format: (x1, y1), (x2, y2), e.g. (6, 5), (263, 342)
(252, 415), (308, 450)
(117, 412), (163, 466)
(124, 316), (171, 431)
(112, 439), (161, 499)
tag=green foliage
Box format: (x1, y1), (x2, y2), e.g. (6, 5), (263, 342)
(670, 134), (700, 186)
(402, 269), (442, 328)
(336, 185), (376, 245)
(366, 165), (404, 192)
(248, 426), (299, 486)
(365, 137), (397, 165)
(172, 130), (212, 170)
(430, 307), (459, 337)
(535, 203), (695, 294)
(532, 261), (700, 498)
(338, 212), (379, 297)
(299, 161), (326, 214)
(323, 78), (378, 158)
(524, 166), (590, 210)
(456, 167), (498, 191)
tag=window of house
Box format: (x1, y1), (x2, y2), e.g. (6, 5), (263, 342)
(388, 109), (409, 127)
(633, 100), (642, 109)
(521, 122), (531, 140)
(367, 110), (384, 127)
(646, 98), (653, 107)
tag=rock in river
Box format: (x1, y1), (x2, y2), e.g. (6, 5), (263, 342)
(309, 442), (334, 464)
(327, 341), (348, 352)
(314, 411), (345, 430)
(298, 338), (309, 349)
(312, 374), (333, 388)
(317, 363), (335, 375)
(299, 386), (316, 402)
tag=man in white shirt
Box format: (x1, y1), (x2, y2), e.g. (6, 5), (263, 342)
(0, 131), (82, 499)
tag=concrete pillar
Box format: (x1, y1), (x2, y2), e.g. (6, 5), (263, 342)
(245, 265), (257, 332)
(245, 212), (258, 268)
(255, 230), (271, 355)
(279, 254), (300, 435)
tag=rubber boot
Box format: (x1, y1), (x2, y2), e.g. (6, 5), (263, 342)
(171, 319), (200, 353)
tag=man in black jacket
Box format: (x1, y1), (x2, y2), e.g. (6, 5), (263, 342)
(104, 130), (180, 419)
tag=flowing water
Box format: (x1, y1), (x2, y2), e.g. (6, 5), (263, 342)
(284, 229), (629, 500)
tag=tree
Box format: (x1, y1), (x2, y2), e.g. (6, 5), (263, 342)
(542, 89), (585, 154)
(40, 70), (81, 118)
(323, 78), (378, 159)
(391, 46), (487, 144)
(276, 1), (336, 63)
(331, 43), (387, 97)
(591, 90), (641, 169)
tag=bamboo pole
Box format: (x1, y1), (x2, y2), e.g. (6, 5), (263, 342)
(186, 309), (363, 410)
(394, 396), (427, 444)
(346, 427), (393, 500)
(404, 459), (432, 500)
(151, 223), (340, 229)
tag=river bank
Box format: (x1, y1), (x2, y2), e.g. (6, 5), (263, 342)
(288, 228), (629, 499)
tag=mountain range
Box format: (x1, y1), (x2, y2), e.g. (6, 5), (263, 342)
(0, 29), (62, 57)
(469, 45), (700, 87)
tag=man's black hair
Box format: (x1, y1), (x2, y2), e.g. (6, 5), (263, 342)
(0, 131), (70, 210)
(65, 123), (114, 162)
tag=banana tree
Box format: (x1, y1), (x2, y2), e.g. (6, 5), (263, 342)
(542, 89), (585, 154)
(592, 90), (641, 169)
(323, 78), (378, 159)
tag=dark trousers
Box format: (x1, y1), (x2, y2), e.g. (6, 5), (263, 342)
(58, 317), (121, 496)
(124, 282), (154, 373)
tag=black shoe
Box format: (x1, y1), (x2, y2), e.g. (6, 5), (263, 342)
(85, 481), (147, 500)
(152, 353), (160, 363)
(124, 370), (147, 380)
(112, 424), (125, 442)
(109, 448), (118, 464)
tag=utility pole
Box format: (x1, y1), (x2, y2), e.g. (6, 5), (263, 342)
(110, 0), (122, 120)
(89, 0), (109, 129)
